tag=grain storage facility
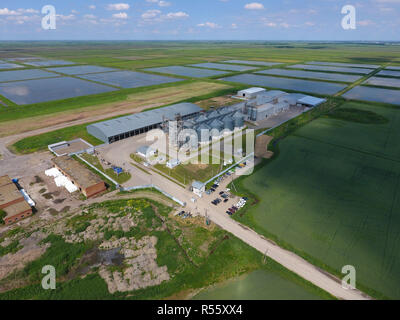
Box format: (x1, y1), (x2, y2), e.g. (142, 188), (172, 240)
(52, 156), (106, 198)
(87, 103), (202, 144)
(0, 175), (33, 225)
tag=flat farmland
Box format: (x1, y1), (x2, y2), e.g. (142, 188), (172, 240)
(0, 77), (117, 105)
(343, 86), (400, 105)
(9, 81), (234, 151)
(78, 70), (183, 88)
(257, 68), (362, 83)
(288, 64), (374, 74)
(234, 102), (400, 299)
(190, 62), (257, 72)
(145, 66), (228, 78)
(221, 74), (347, 95)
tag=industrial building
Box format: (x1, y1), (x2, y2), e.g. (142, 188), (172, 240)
(241, 88), (326, 122)
(52, 156), (106, 198)
(168, 104), (245, 148)
(0, 175), (33, 225)
(238, 87), (267, 99)
(87, 103), (203, 144)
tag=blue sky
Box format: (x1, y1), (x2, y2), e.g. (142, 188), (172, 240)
(0, 0), (399, 40)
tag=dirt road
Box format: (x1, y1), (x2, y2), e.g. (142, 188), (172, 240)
(98, 141), (371, 300)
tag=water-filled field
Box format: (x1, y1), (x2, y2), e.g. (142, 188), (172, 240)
(223, 60), (282, 66)
(0, 62), (23, 70)
(307, 61), (379, 69)
(288, 64), (373, 74)
(257, 68), (361, 83)
(46, 65), (118, 75)
(0, 77), (116, 104)
(377, 70), (400, 77)
(0, 69), (58, 82)
(364, 76), (400, 88)
(343, 86), (400, 105)
(24, 60), (76, 67)
(193, 270), (323, 300)
(145, 65), (227, 78)
(78, 70), (182, 88)
(235, 102), (400, 299)
(221, 74), (347, 95)
(190, 62), (257, 72)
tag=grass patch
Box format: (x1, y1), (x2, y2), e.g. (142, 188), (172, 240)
(325, 107), (389, 124)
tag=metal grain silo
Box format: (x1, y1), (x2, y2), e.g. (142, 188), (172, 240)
(222, 115), (234, 131)
(233, 111), (244, 128)
(196, 123), (211, 143)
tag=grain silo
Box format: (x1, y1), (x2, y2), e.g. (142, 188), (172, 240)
(222, 115), (234, 131)
(232, 111), (245, 128)
(196, 123), (211, 143)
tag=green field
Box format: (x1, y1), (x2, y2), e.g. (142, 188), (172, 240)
(234, 101), (400, 299)
(0, 197), (332, 300)
(193, 270), (322, 300)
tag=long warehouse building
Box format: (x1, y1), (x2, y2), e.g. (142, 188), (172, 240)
(87, 103), (203, 144)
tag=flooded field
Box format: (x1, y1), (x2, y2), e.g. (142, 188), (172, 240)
(79, 70), (182, 88)
(223, 60), (282, 66)
(343, 86), (400, 105)
(221, 73), (347, 95)
(288, 64), (372, 74)
(0, 76), (116, 104)
(146, 65), (227, 78)
(0, 69), (58, 83)
(257, 68), (361, 82)
(190, 62), (257, 72)
(47, 65), (118, 75)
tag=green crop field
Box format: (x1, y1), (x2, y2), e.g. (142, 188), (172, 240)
(234, 101), (400, 299)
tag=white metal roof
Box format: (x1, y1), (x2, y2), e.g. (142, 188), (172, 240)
(239, 87), (266, 94)
(298, 96), (326, 107)
(87, 103), (202, 138)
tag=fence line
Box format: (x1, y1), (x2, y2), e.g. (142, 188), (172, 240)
(121, 185), (186, 207)
(75, 154), (120, 188)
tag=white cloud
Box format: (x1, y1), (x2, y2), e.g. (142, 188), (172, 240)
(197, 22), (220, 28)
(112, 12), (128, 19)
(0, 8), (20, 16)
(107, 3), (130, 11)
(165, 11), (189, 19)
(244, 3), (264, 10)
(142, 9), (161, 19)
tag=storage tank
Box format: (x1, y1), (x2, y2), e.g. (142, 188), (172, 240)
(207, 110), (220, 120)
(222, 115), (234, 131)
(195, 114), (208, 123)
(233, 111), (245, 128)
(208, 119), (224, 131)
(196, 123), (211, 143)
(183, 120), (195, 129)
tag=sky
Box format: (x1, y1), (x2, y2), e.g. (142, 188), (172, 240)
(0, 0), (399, 41)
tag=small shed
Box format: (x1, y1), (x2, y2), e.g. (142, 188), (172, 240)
(192, 181), (206, 197)
(297, 96), (326, 108)
(166, 159), (181, 169)
(137, 146), (157, 159)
